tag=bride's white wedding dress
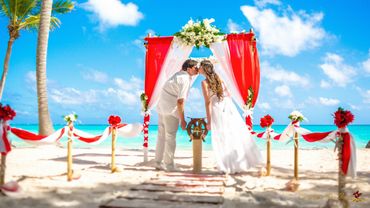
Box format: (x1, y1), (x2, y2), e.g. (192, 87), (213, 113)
(210, 90), (262, 174)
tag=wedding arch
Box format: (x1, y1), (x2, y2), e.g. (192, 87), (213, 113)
(140, 19), (260, 161)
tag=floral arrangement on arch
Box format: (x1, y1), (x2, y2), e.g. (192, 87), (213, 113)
(288, 110), (304, 122)
(334, 107), (354, 128)
(174, 18), (224, 48)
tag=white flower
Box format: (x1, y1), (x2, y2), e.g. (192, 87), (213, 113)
(289, 110), (305, 122)
(64, 113), (78, 123)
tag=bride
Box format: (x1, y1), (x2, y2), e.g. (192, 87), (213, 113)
(199, 60), (262, 174)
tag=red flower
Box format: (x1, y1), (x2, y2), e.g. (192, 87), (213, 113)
(260, 114), (274, 128)
(334, 107), (354, 128)
(108, 115), (121, 126)
(0, 104), (16, 121)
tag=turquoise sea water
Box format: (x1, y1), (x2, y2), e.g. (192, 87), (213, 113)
(9, 124), (370, 150)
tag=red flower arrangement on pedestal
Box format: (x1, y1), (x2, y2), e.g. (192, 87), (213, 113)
(0, 104), (16, 121)
(260, 114), (274, 128)
(108, 115), (121, 126)
(334, 107), (354, 128)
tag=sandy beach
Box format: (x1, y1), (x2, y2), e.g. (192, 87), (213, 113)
(0, 146), (369, 208)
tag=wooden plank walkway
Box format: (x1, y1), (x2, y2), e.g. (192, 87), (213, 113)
(100, 171), (226, 208)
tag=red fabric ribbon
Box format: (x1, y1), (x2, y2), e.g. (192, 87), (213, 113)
(1, 125), (11, 155)
(301, 131), (332, 142)
(340, 132), (351, 175)
(245, 115), (253, 130)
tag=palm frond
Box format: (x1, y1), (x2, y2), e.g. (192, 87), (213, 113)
(16, 0), (37, 22)
(50, 16), (61, 30)
(19, 14), (60, 31)
(52, 0), (74, 14)
(0, 0), (11, 17)
(19, 14), (39, 30)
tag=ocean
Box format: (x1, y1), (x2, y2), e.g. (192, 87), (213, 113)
(9, 124), (369, 150)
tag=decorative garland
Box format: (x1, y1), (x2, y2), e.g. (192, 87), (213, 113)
(174, 18), (224, 49)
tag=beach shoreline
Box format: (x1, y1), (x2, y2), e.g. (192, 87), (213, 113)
(0, 146), (369, 207)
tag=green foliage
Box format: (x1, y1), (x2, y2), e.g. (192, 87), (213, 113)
(245, 86), (254, 109)
(0, 0), (74, 37)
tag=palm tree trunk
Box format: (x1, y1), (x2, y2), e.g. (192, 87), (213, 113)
(0, 38), (15, 100)
(36, 0), (54, 135)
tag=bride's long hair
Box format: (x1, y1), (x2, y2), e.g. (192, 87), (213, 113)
(201, 60), (224, 101)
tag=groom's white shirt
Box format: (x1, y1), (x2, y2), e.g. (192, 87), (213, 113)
(157, 70), (191, 118)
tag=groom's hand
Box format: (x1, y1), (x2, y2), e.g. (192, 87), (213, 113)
(180, 120), (187, 130)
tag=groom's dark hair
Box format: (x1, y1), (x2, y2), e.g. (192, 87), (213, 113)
(181, 59), (198, 71)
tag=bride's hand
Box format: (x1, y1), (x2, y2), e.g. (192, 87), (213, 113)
(206, 123), (211, 130)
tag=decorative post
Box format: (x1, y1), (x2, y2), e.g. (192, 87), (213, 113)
(293, 131), (299, 180)
(0, 155), (5, 185)
(333, 107), (354, 208)
(64, 113), (77, 181)
(108, 115), (121, 173)
(186, 118), (208, 173)
(0, 104), (16, 186)
(67, 121), (73, 181)
(111, 127), (117, 173)
(141, 92), (149, 163)
(337, 133), (348, 208)
(259, 114), (274, 176)
(286, 110), (305, 191)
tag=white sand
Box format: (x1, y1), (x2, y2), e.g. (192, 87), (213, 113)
(0, 146), (369, 207)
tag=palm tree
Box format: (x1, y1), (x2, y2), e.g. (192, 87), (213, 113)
(0, 0), (73, 99)
(36, 0), (73, 135)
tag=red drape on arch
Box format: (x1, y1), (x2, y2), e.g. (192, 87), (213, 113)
(144, 37), (174, 105)
(226, 33), (260, 129)
(143, 36), (173, 148)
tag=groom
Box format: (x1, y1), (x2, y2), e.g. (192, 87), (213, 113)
(155, 59), (199, 171)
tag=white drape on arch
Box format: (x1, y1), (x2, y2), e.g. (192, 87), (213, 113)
(210, 41), (245, 112)
(148, 37), (194, 110)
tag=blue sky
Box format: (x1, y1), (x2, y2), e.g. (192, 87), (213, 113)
(1, 0), (369, 125)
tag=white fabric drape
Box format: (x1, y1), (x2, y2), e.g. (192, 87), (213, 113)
(210, 41), (244, 111)
(148, 37), (194, 110)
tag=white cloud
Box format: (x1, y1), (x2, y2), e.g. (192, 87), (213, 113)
(258, 102), (271, 111)
(362, 55), (370, 74)
(51, 88), (98, 105)
(227, 19), (242, 33)
(26, 71), (36, 83)
(320, 80), (331, 88)
(319, 53), (356, 87)
(82, 69), (108, 83)
(254, 0), (281, 8)
(240, 5), (326, 56)
(81, 0), (144, 31)
(261, 62), (310, 86)
(274, 85), (292, 97)
(363, 90), (370, 104)
(114, 76), (143, 91)
(349, 104), (360, 110)
(319, 97), (340, 106)
(50, 76), (143, 106)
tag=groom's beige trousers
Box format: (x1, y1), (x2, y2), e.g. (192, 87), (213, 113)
(155, 113), (179, 167)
